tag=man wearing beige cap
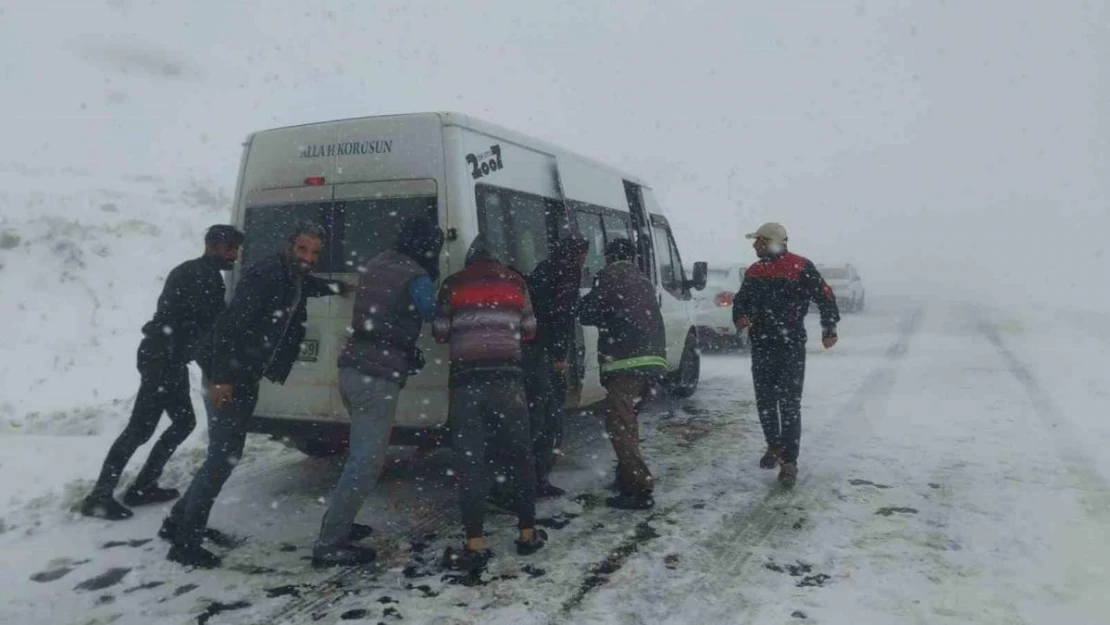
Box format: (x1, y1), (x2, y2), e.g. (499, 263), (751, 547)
(732, 222), (839, 487)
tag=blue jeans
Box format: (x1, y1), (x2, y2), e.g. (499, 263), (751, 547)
(168, 379), (258, 549)
(315, 369), (401, 551)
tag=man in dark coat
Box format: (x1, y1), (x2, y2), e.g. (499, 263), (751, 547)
(81, 225), (244, 521)
(523, 235), (589, 497)
(312, 217), (444, 568)
(161, 222), (348, 568)
(579, 238), (667, 510)
(433, 236), (548, 574)
(733, 222), (839, 488)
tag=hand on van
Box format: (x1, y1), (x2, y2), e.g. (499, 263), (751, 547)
(209, 384), (233, 409)
(735, 316), (752, 331)
(552, 360), (567, 373)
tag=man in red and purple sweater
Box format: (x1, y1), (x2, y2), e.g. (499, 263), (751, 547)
(434, 235), (548, 574)
(733, 222), (840, 488)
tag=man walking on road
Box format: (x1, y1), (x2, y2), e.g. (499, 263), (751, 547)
(162, 222), (348, 568)
(579, 238), (667, 511)
(312, 217), (444, 568)
(81, 225), (244, 521)
(733, 222), (839, 488)
(434, 236), (548, 574)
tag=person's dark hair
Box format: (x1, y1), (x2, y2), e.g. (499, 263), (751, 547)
(553, 234), (589, 261)
(396, 217), (445, 279)
(286, 221), (326, 246)
(604, 237), (636, 263)
(205, 224), (245, 248)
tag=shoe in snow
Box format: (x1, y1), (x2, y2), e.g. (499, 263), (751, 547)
(536, 481), (567, 499)
(167, 544), (221, 569)
(123, 485), (180, 506)
(80, 495), (134, 521)
(605, 492), (655, 511)
(442, 546), (494, 574)
(312, 544), (377, 568)
(349, 522), (374, 542)
(760, 445), (784, 470)
(159, 518), (240, 548)
(778, 462), (798, 488)
(515, 528), (549, 555)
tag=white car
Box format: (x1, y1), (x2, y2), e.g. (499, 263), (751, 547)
(692, 264), (748, 350)
(816, 263), (865, 313)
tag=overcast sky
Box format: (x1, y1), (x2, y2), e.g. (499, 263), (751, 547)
(2, 0), (1106, 307)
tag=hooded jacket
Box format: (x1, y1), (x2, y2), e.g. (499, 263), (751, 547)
(579, 257), (667, 381)
(338, 219), (444, 384)
(526, 236), (588, 361)
(433, 236), (537, 380)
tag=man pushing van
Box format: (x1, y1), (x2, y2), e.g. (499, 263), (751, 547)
(579, 238), (667, 511)
(162, 222), (348, 569)
(81, 225), (243, 521)
(311, 217), (444, 568)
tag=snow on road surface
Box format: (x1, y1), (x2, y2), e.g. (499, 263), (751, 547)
(3, 294), (1109, 625)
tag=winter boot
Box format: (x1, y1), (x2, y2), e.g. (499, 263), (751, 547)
(760, 445), (784, 470)
(441, 546), (494, 574)
(515, 528), (549, 555)
(778, 462), (798, 488)
(167, 544), (222, 569)
(123, 485), (180, 506)
(312, 544), (377, 568)
(536, 480), (567, 499)
(349, 523), (374, 542)
(80, 495), (134, 521)
(158, 517), (240, 548)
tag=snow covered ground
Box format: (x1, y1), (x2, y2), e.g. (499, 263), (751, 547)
(2, 273), (1109, 624)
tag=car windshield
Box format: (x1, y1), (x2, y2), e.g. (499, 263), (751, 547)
(821, 267), (848, 280)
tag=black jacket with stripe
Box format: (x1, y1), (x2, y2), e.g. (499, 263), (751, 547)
(732, 251), (840, 348)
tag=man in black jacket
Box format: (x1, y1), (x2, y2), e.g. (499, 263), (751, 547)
(81, 225), (244, 521)
(580, 238), (667, 510)
(523, 235), (588, 497)
(733, 222), (839, 488)
(162, 222), (348, 569)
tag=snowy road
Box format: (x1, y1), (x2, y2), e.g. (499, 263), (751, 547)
(2, 296), (1109, 625)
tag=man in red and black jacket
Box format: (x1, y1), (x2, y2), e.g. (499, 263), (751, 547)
(433, 235), (548, 574)
(733, 222), (840, 487)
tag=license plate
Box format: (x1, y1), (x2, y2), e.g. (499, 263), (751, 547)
(298, 339), (319, 362)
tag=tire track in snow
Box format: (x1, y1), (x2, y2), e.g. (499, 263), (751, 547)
(970, 308), (1110, 622)
(644, 306), (927, 624)
(972, 309), (1110, 503)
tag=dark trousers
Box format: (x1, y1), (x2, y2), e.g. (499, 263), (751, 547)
(603, 374), (654, 496)
(169, 381), (258, 549)
(751, 341), (807, 463)
(522, 344), (565, 483)
(451, 371), (536, 540)
(90, 340), (196, 499)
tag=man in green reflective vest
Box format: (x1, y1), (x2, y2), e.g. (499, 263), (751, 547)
(579, 238), (667, 510)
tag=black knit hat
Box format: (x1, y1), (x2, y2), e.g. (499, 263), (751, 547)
(204, 224), (244, 247)
(604, 237), (636, 263)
